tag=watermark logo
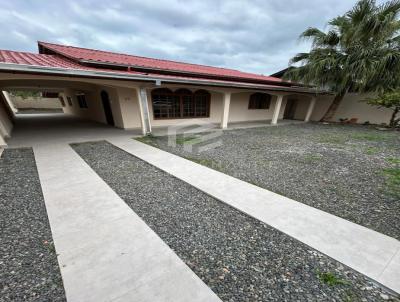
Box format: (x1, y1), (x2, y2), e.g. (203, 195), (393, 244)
(167, 120), (223, 153)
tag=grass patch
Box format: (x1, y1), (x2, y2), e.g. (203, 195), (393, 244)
(317, 135), (347, 145)
(175, 135), (202, 145)
(135, 134), (158, 146)
(303, 154), (323, 162)
(317, 271), (349, 286)
(387, 157), (400, 165)
(383, 167), (400, 198)
(183, 156), (222, 169)
(183, 156), (225, 171)
(350, 133), (388, 142)
(365, 147), (379, 155)
(43, 240), (56, 254)
(342, 290), (359, 302)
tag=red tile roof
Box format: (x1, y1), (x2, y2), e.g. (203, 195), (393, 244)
(38, 41), (283, 84)
(0, 44), (313, 93)
(0, 48), (315, 93)
(0, 49), (92, 70)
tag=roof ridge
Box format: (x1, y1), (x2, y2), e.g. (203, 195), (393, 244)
(37, 41), (268, 76)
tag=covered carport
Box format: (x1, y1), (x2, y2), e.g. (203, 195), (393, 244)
(0, 72), (151, 149)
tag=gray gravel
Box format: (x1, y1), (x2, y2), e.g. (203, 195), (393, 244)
(139, 123), (400, 240)
(73, 141), (399, 302)
(0, 148), (66, 302)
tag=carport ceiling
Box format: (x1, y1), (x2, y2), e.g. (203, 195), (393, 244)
(0, 79), (98, 91)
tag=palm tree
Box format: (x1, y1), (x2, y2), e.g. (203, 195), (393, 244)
(285, 0), (400, 121)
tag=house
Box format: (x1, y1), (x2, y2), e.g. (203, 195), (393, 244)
(0, 41), (380, 147)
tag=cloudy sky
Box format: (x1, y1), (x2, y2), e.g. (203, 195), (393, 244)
(0, 0), (386, 75)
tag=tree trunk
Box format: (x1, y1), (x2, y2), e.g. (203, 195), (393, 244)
(389, 106), (399, 128)
(320, 92), (346, 122)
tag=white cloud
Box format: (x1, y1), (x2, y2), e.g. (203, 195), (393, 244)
(0, 0), (387, 74)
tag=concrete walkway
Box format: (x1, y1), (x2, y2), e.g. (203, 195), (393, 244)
(8, 115), (220, 302)
(33, 144), (220, 302)
(109, 137), (400, 294)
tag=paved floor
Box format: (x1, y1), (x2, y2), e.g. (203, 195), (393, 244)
(9, 113), (303, 145)
(110, 137), (400, 294)
(8, 113), (142, 147)
(6, 114), (400, 296)
(151, 119), (305, 136)
(8, 114), (221, 302)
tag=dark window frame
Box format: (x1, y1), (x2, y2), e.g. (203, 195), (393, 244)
(76, 93), (88, 109)
(67, 96), (73, 106)
(42, 92), (59, 98)
(151, 88), (210, 119)
(248, 93), (271, 110)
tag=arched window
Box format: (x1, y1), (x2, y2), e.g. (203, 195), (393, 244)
(193, 90), (211, 117)
(151, 88), (210, 119)
(248, 93), (271, 109)
(175, 89), (193, 95)
(152, 88), (180, 119)
(176, 89), (194, 117)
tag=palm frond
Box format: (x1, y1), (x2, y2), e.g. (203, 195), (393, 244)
(287, 0), (400, 94)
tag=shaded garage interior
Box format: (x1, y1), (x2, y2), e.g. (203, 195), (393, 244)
(0, 74), (149, 149)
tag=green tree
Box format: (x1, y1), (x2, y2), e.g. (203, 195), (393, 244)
(8, 90), (40, 99)
(366, 90), (400, 127)
(285, 0), (400, 121)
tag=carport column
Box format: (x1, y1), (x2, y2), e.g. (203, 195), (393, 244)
(137, 88), (152, 135)
(304, 96), (317, 122)
(271, 94), (284, 125)
(221, 92), (231, 129)
(1, 91), (17, 115)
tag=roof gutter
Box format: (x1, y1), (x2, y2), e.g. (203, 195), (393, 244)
(0, 62), (328, 95)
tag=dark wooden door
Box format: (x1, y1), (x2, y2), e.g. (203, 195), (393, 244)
(284, 99), (297, 120)
(101, 91), (115, 126)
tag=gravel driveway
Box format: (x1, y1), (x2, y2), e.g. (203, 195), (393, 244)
(138, 123), (400, 240)
(73, 141), (399, 302)
(0, 148), (66, 301)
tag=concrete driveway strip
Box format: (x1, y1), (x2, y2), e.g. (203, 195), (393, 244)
(33, 143), (221, 302)
(109, 137), (400, 294)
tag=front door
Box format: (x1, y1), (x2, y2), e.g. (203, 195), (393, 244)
(101, 91), (115, 126)
(284, 99), (297, 120)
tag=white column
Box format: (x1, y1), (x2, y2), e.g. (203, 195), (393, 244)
(220, 92), (231, 129)
(271, 94), (284, 125)
(304, 96), (316, 122)
(137, 88), (152, 135)
(1, 91), (17, 114)
(0, 92), (14, 138)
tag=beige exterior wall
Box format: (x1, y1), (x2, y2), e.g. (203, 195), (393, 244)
(331, 93), (392, 124)
(61, 85), (142, 129)
(98, 86), (124, 128)
(308, 93), (393, 124)
(116, 87), (142, 129)
(11, 96), (62, 109)
(287, 94), (314, 120)
(228, 92), (288, 122)
(61, 87), (107, 125)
